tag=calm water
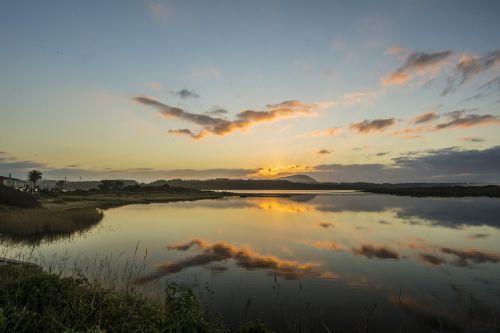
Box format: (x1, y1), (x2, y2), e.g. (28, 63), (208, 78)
(2, 193), (500, 332)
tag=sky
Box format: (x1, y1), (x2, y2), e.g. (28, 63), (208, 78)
(1, 0), (499, 183)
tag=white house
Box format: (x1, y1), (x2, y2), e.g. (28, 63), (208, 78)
(0, 174), (29, 189)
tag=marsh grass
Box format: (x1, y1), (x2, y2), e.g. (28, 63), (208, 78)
(0, 208), (104, 245)
(0, 264), (274, 333)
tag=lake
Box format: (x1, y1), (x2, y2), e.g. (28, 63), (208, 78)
(2, 192), (500, 332)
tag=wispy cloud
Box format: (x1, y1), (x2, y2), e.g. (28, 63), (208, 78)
(350, 118), (395, 133)
(317, 149), (332, 155)
(392, 109), (500, 138)
(443, 49), (500, 95)
(311, 127), (340, 137)
(435, 113), (500, 130)
(134, 96), (331, 139)
(412, 112), (439, 124)
(205, 108), (228, 116)
(383, 50), (452, 85)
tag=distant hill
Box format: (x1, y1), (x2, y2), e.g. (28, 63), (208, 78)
(276, 174), (318, 183)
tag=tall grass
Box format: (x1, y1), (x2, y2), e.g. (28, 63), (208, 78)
(0, 265), (273, 333)
(0, 208), (104, 245)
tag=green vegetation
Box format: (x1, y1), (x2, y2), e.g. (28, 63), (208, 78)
(0, 265), (273, 333)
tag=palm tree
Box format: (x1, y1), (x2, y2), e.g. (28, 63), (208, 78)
(27, 169), (42, 192)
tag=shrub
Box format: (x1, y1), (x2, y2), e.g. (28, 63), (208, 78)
(0, 186), (39, 208)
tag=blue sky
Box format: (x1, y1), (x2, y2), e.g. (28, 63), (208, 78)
(1, 0), (499, 182)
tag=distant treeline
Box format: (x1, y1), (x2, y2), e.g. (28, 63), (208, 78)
(156, 178), (464, 191)
(364, 185), (500, 198)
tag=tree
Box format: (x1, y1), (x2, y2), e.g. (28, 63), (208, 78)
(98, 180), (124, 191)
(27, 170), (42, 192)
(56, 180), (65, 191)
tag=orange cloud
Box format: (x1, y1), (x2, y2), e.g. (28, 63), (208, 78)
(412, 112), (440, 124)
(134, 96), (332, 139)
(382, 50), (452, 86)
(350, 118), (395, 133)
(383, 71), (410, 85)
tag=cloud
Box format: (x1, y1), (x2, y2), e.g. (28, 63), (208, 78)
(443, 50), (500, 95)
(337, 91), (377, 107)
(311, 127), (340, 137)
(317, 149), (332, 155)
(312, 241), (344, 251)
(375, 152), (389, 156)
(318, 222), (333, 229)
(4, 146), (500, 184)
(134, 239), (334, 284)
(205, 108), (228, 116)
(167, 128), (204, 139)
(350, 118), (395, 133)
(134, 96), (327, 139)
(435, 113), (500, 130)
(392, 109), (500, 138)
(463, 137), (484, 142)
(385, 46), (408, 56)
(418, 253), (446, 266)
(479, 75), (500, 91)
(352, 244), (399, 259)
(172, 88), (200, 99)
(412, 112), (439, 124)
(441, 247), (500, 267)
(251, 164), (314, 178)
(383, 50), (452, 85)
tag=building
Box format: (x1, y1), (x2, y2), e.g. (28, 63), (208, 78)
(0, 174), (29, 189)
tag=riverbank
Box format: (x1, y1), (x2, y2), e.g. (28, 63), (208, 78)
(0, 188), (232, 245)
(0, 264), (272, 333)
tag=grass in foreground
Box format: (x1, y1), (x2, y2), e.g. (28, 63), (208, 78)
(0, 265), (273, 333)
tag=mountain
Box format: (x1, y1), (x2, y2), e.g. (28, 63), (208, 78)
(276, 174), (318, 183)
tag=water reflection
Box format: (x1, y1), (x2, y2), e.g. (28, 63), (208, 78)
(134, 239), (335, 285)
(1, 193), (499, 331)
